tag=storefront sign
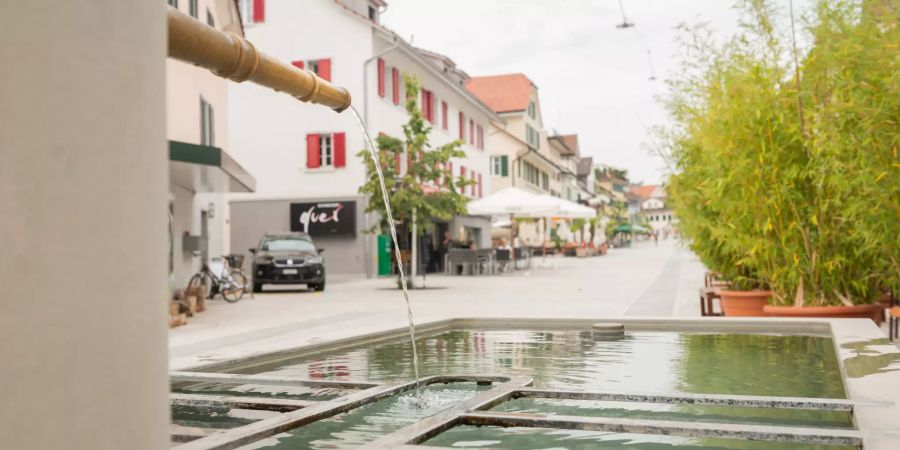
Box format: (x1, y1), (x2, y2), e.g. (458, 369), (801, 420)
(290, 201), (356, 236)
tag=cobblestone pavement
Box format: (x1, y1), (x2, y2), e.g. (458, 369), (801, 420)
(169, 239), (706, 369)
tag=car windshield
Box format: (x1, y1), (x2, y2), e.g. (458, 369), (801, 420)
(261, 237), (316, 253)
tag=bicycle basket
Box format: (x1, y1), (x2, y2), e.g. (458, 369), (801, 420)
(225, 254), (244, 269)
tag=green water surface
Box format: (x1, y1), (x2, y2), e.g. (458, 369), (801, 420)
(203, 329), (850, 449)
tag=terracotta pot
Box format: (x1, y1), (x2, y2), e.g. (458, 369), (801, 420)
(763, 304), (884, 325)
(718, 290), (772, 317)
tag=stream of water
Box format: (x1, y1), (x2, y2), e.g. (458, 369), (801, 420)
(347, 105), (421, 386)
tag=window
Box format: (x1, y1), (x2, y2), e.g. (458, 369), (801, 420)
(441, 101), (448, 131)
(167, 0), (178, 7)
(521, 161), (543, 187)
(239, 0), (264, 24)
(421, 89), (435, 123)
(200, 97), (214, 146)
(469, 119), (474, 145)
(476, 125), (484, 150)
(292, 59), (332, 81)
(491, 155), (509, 177)
(368, 5), (377, 21)
(542, 173), (549, 190)
(458, 112), (465, 140)
(189, 0), (198, 18)
(525, 124), (539, 148)
(306, 132), (346, 169)
(527, 101), (536, 119)
(206, 8), (215, 27)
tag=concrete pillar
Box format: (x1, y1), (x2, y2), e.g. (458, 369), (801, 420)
(0, 1), (168, 449)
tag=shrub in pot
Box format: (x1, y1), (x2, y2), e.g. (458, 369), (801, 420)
(664, 0), (898, 320)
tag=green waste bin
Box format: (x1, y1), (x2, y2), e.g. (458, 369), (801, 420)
(377, 234), (392, 276)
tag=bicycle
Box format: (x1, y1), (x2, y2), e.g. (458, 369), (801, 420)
(187, 255), (248, 303)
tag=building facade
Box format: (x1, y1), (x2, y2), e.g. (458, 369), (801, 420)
(632, 184), (677, 236)
(166, 0), (256, 293)
(228, 0), (496, 277)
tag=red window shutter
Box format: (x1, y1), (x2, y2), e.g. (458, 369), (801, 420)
(469, 119), (474, 145)
(306, 134), (320, 168)
(377, 58), (385, 98)
(391, 68), (400, 104)
(333, 132), (345, 168)
(458, 112), (465, 140)
(291, 60), (304, 70)
(253, 0), (265, 22)
(441, 101), (448, 130)
(317, 58), (331, 81)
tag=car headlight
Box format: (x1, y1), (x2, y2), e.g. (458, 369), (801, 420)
(307, 255), (323, 265)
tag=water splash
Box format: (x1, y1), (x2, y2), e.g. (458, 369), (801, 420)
(348, 105), (421, 386)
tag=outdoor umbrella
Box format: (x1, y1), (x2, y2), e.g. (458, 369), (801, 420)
(536, 195), (596, 219)
(467, 187), (559, 266)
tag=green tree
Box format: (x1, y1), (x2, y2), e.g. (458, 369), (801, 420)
(357, 75), (472, 278)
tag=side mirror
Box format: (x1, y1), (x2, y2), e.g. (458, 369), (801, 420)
(317, 248), (325, 254)
(249, 248), (257, 254)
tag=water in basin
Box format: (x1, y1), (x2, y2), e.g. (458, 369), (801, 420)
(211, 329), (849, 449)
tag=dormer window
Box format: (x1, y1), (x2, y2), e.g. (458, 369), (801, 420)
(368, 2), (380, 23)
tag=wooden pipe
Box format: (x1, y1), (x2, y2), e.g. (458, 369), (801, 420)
(167, 6), (351, 112)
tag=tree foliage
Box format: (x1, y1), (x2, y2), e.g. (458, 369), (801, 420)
(664, 0), (898, 304)
(357, 74), (472, 237)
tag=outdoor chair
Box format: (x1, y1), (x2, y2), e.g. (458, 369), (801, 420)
(476, 248), (494, 275)
(495, 249), (511, 273)
(699, 287), (723, 317)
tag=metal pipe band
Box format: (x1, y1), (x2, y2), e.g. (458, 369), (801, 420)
(167, 6), (351, 112)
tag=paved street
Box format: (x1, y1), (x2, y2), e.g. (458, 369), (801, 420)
(169, 239), (705, 369)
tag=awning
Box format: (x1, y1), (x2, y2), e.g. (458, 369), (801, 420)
(169, 140), (256, 193)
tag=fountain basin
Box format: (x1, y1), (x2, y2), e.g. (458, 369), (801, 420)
(171, 317), (900, 449)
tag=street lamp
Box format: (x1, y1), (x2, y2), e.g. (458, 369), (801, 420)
(615, 0), (634, 28)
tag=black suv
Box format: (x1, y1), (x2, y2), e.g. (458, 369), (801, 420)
(250, 232), (325, 292)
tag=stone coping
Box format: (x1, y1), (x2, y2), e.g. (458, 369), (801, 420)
(177, 316), (900, 449)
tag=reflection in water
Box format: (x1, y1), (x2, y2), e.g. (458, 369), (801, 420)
(426, 425), (857, 450)
(839, 338), (900, 378)
(213, 330), (848, 449)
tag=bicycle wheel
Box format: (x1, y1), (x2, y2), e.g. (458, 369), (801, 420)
(221, 270), (247, 303)
(188, 272), (212, 298)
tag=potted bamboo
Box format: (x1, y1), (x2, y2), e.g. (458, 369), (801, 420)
(665, 0), (898, 321)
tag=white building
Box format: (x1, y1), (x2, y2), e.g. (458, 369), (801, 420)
(228, 0), (498, 277)
(166, 0), (256, 293)
(632, 185), (677, 235)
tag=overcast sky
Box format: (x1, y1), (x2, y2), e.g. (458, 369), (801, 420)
(382, 0), (811, 185)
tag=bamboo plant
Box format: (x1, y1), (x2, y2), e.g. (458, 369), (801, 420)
(664, 0), (898, 305)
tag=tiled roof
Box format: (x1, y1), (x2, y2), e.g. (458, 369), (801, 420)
(630, 184), (659, 199)
(550, 134), (579, 156)
(465, 73), (534, 113)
